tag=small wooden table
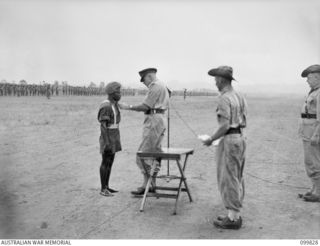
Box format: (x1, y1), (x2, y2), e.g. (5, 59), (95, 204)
(136, 147), (194, 215)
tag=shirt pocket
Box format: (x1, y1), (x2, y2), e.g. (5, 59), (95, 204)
(299, 119), (317, 139)
(306, 96), (317, 114)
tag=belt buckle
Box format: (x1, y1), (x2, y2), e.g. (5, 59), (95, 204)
(108, 124), (118, 129)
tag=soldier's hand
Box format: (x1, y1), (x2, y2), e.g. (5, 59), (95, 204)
(118, 102), (130, 110)
(310, 135), (320, 146)
(203, 137), (213, 146)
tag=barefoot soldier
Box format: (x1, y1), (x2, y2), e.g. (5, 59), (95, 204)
(120, 68), (169, 195)
(298, 64), (320, 203)
(98, 82), (122, 197)
(203, 66), (247, 230)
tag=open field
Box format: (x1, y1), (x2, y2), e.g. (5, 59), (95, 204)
(0, 95), (319, 239)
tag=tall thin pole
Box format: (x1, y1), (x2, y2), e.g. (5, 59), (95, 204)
(167, 101), (170, 176)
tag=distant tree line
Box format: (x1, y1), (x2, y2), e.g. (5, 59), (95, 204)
(0, 80), (218, 97)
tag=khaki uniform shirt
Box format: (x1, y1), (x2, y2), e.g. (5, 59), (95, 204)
(139, 79), (169, 153)
(216, 86), (247, 129)
(142, 80), (169, 110)
(299, 87), (320, 141)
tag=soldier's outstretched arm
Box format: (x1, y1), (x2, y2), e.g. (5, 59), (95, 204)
(118, 102), (149, 112)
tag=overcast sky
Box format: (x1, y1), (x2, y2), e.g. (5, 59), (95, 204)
(0, 0), (319, 93)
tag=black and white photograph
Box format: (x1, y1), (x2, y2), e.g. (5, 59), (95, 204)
(0, 0), (319, 242)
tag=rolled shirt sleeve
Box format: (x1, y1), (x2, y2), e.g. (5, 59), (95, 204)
(216, 96), (231, 120)
(241, 97), (248, 127)
(143, 86), (161, 108)
(317, 93), (320, 122)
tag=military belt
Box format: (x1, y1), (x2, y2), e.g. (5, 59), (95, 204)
(225, 127), (242, 135)
(107, 124), (119, 129)
(145, 108), (166, 115)
(301, 113), (316, 119)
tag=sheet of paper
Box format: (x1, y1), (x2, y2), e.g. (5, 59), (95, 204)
(197, 134), (211, 142)
(198, 135), (221, 146)
(212, 138), (221, 146)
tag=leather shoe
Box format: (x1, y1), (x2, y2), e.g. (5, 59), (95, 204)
(298, 191), (313, 199)
(303, 194), (320, 202)
(131, 187), (156, 195)
(217, 215), (227, 221)
(213, 216), (242, 230)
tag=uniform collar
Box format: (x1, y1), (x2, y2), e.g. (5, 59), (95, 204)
(309, 84), (320, 95)
(220, 85), (233, 95)
(148, 79), (158, 88)
(313, 84), (320, 90)
(101, 99), (117, 106)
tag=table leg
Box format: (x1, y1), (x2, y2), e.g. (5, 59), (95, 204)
(173, 159), (184, 215)
(181, 154), (193, 202)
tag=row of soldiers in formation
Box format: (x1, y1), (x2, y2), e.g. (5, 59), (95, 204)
(0, 82), (217, 97)
(0, 83), (120, 97)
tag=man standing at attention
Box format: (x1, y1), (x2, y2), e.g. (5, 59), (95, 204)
(202, 66), (247, 230)
(298, 64), (320, 203)
(120, 68), (169, 195)
(98, 82), (122, 197)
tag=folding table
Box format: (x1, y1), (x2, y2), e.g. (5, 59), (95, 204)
(136, 147), (194, 215)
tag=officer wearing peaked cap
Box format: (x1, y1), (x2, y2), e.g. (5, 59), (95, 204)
(119, 68), (169, 195)
(298, 64), (320, 203)
(139, 68), (157, 82)
(203, 65), (248, 230)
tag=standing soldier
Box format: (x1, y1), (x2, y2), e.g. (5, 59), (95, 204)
(16, 84), (20, 97)
(120, 68), (169, 195)
(40, 83), (44, 96)
(183, 88), (187, 100)
(46, 84), (51, 99)
(11, 83), (14, 96)
(202, 66), (247, 230)
(31, 84), (34, 96)
(98, 82), (122, 197)
(3, 83), (6, 96)
(0, 83), (3, 96)
(7, 83), (11, 96)
(298, 64), (320, 203)
(22, 84), (26, 96)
